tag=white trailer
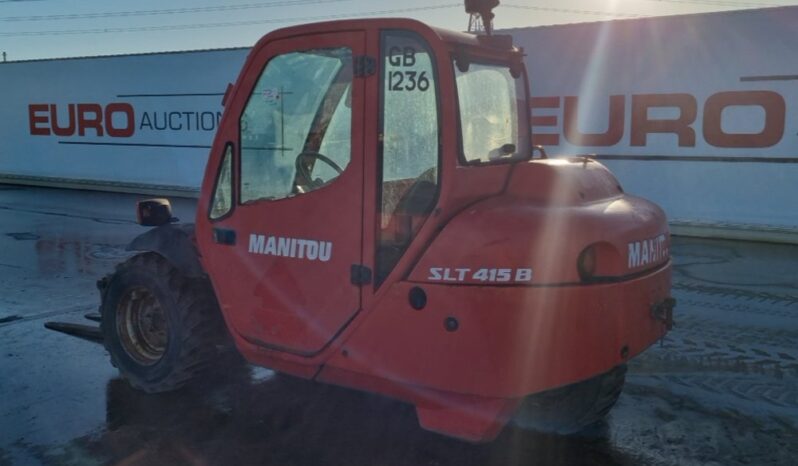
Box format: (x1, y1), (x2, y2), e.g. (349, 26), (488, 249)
(0, 48), (247, 196)
(512, 5), (798, 241)
(1, 6), (796, 241)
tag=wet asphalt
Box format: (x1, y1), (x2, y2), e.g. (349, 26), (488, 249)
(1, 185), (796, 466)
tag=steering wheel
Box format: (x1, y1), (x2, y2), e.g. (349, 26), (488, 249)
(394, 166), (437, 215)
(293, 151), (344, 192)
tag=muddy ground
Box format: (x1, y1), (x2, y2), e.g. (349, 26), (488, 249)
(1, 185), (796, 465)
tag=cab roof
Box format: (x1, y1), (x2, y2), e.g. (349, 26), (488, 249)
(256, 17), (517, 53)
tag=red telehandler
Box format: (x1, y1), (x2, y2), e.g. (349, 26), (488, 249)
(76, 1), (674, 442)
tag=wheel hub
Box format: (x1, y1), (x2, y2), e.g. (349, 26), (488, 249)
(117, 287), (168, 365)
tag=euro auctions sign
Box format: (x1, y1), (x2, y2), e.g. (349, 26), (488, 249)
(28, 103), (223, 138)
(29, 103), (136, 137)
(530, 91), (786, 149)
(511, 5), (798, 230)
(0, 48), (248, 190)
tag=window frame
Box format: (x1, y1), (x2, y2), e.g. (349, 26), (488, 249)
(374, 29), (444, 288)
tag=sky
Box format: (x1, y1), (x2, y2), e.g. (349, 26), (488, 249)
(1, 0), (796, 61)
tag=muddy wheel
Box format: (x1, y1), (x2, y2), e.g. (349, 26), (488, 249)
(513, 365), (627, 435)
(100, 253), (228, 393)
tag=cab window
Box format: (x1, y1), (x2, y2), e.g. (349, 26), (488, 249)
(239, 47), (353, 203)
(455, 61), (529, 164)
(376, 31), (439, 285)
(209, 143), (234, 220)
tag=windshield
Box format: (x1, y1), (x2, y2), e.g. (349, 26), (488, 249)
(454, 61), (530, 164)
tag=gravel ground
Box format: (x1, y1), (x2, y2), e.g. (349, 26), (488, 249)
(1, 185), (796, 466)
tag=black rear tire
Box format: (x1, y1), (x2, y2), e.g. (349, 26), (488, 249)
(513, 365), (627, 435)
(100, 253), (229, 393)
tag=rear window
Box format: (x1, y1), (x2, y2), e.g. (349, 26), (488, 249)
(454, 61), (529, 164)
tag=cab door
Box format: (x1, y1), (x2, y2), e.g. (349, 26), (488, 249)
(198, 31), (366, 356)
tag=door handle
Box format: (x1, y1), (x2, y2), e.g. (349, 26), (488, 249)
(212, 228), (236, 245)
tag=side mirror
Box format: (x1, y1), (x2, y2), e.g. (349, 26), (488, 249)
(136, 198), (178, 226)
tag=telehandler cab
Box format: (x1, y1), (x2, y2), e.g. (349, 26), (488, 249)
(94, 2), (674, 442)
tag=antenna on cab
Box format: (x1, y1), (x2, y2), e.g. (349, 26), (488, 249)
(465, 0), (500, 35)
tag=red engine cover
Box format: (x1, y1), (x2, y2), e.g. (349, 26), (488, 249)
(411, 158), (670, 285)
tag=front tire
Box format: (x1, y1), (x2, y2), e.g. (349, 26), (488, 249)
(100, 253), (228, 393)
(513, 365), (627, 435)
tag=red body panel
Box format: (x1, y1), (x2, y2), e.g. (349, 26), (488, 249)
(325, 263), (670, 399)
(410, 161), (670, 286)
(193, 18), (674, 441)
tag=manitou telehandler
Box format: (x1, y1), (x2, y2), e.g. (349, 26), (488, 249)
(88, 1), (674, 442)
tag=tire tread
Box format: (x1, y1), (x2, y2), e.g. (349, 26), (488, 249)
(514, 365), (627, 435)
(100, 253), (228, 393)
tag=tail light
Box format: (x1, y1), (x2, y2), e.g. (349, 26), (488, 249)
(577, 246), (596, 281)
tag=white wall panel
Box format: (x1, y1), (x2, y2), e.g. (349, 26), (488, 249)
(0, 48), (249, 192)
(510, 6), (798, 229)
(2, 7), (796, 231)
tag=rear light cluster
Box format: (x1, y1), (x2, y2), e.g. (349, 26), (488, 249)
(577, 246), (597, 281)
(576, 242), (626, 282)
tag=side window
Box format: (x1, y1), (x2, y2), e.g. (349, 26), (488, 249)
(455, 62), (528, 164)
(376, 32), (439, 285)
(209, 144), (233, 220)
(240, 47), (352, 203)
